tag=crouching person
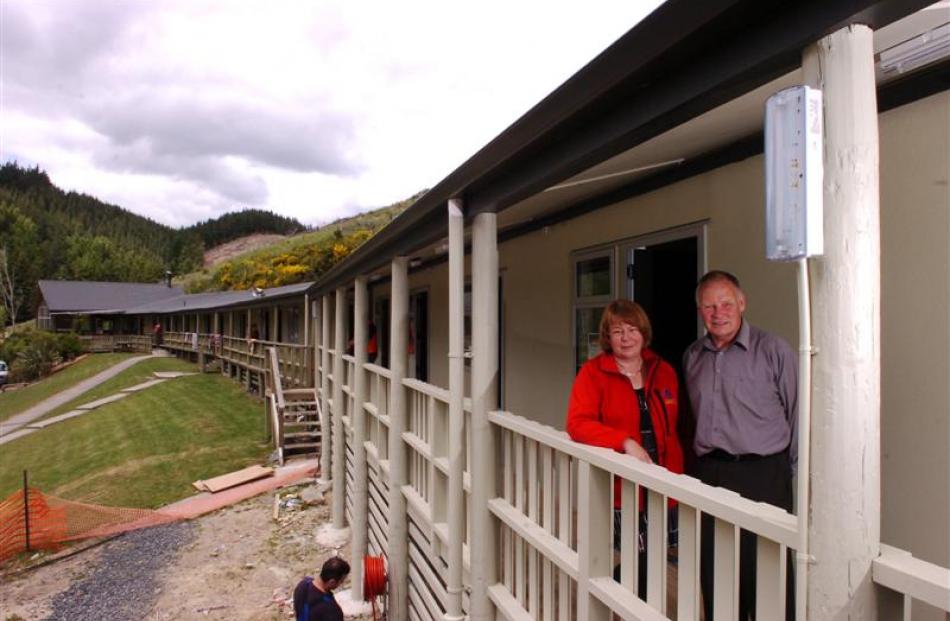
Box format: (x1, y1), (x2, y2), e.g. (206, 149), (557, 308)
(294, 556), (351, 621)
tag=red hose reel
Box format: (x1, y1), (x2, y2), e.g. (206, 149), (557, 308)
(363, 555), (387, 621)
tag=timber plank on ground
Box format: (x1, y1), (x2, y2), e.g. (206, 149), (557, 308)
(193, 464), (274, 493)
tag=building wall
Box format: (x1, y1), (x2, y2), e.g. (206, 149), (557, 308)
(402, 91), (948, 569)
(878, 91), (949, 570)
(496, 155), (799, 428)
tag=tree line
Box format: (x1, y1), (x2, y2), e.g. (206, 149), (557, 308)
(184, 192), (422, 292)
(0, 163), (305, 326)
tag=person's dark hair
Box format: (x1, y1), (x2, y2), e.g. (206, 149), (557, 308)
(695, 270), (742, 304)
(320, 556), (351, 582)
(598, 299), (652, 353)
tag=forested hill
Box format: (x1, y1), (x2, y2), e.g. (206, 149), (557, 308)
(181, 191), (422, 293)
(0, 162), (304, 323)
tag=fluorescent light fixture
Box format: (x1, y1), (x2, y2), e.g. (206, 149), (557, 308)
(544, 158), (685, 192)
(764, 85), (823, 262)
(879, 22), (950, 75)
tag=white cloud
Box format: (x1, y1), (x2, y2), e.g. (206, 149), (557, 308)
(1, 0), (663, 227)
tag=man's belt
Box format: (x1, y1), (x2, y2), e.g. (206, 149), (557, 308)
(703, 448), (769, 462)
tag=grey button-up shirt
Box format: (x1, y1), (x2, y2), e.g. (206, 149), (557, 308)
(683, 320), (798, 472)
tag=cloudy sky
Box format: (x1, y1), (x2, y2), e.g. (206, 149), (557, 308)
(1, 1), (662, 228)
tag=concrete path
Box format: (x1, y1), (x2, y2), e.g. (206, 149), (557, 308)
(0, 353), (158, 437)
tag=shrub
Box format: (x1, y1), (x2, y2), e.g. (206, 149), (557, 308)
(0, 329), (81, 382)
(10, 346), (59, 382)
(56, 332), (83, 360)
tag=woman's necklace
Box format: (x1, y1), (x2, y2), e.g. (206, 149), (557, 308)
(616, 359), (642, 378)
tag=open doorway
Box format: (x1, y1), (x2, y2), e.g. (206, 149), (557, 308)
(572, 224), (704, 376)
(622, 229), (702, 375)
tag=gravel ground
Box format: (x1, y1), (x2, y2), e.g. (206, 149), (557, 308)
(45, 521), (197, 621)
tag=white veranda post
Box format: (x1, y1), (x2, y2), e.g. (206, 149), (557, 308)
(470, 211), (498, 620)
(388, 257), (410, 621)
(332, 287), (346, 528)
(352, 276), (369, 600)
(319, 295), (331, 484)
(803, 24), (882, 619)
(445, 199), (465, 621)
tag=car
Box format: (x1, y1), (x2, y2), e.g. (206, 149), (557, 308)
(0, 360), (7, 386)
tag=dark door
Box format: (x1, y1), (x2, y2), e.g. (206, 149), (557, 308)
(625, 236), (699, 376)
(410, 291), (428, 381)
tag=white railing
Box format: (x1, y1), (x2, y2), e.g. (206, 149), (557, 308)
(401, 377), (474, 618)
(488, 411), (797, 621)
(319, 363), (949, 621)
(364, 363), (392, 557)
(340, 370), (796, 619)
(79, 334), (152, 353)
(873, 544), (950, 619)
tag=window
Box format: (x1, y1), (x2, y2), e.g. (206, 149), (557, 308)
(37, 305), (51, 330)
(573, 249), (614, 372)
(572, 224), (705, 376)
(284, 306), (301, 343)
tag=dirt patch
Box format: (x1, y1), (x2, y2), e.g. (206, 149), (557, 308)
(0, 483), (372, 621)
(203, 234), (288, 269)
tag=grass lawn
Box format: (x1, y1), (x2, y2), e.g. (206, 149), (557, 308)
(0, 368), (270, 509)
(35, 356), (198, 422)
(0, 353), (136, 423)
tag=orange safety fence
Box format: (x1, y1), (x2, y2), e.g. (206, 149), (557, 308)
(0, 487), (180, 562)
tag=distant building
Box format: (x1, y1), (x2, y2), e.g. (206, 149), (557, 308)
(36, 280), (183, 334)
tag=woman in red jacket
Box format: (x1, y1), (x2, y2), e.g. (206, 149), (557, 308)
(566, 299), (683, 594)
(567, 299), (684, 473)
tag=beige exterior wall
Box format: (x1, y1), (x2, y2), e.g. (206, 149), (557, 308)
(878, 91), (949, 571)
(498, 157), (802, 428)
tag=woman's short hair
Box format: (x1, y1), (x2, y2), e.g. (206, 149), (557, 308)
(598, 299), (652, 353)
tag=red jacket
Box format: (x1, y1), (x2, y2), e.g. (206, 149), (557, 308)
(566, 349), (684, 506)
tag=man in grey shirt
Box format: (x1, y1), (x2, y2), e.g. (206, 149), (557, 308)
(683, 270), (796, 620)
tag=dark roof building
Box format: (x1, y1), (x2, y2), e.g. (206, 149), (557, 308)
(122, 281), (313, 314)
(38, 280), (184, 314)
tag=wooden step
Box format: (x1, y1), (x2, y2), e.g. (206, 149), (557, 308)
(282, 416), (319, 425)
(284, 431), (320, 439)
(284, 441), (320, 450)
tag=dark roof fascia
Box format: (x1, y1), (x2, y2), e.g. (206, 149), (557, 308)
(310, 0), (932, 297)
(377, 64), (950, 276)
(498, 60), (950, 244)
(208, 292), (311, 314)
(461, 0), (935, 218)
(98, 283), (313, 316)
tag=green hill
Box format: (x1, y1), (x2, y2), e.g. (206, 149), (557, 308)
(0, 162), (424, 323)
(180, 191), (423, 292)
(0, 163), (306, 324)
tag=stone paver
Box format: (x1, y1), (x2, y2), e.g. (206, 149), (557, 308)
(75, 392), (130, 410)
(0, 353), (199, 444)
(0, 428), (35, 446)
(122, 379), (167, 393)
(0, 354), (155, 436)
(25, 410), (86, 429)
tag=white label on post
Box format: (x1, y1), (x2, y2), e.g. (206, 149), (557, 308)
(765, 85), (824, 261)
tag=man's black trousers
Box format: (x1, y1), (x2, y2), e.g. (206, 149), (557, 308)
(696, 451), (794, 620)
